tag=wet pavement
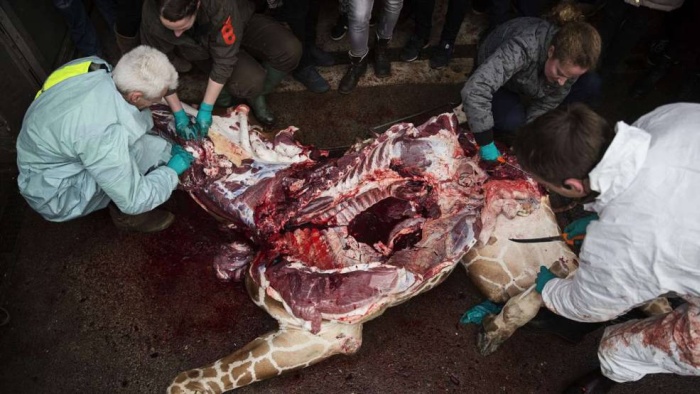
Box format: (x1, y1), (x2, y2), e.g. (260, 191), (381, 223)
(1, 2), (699, 394)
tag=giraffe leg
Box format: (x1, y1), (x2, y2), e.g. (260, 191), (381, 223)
(477, 288), (542, 356)
(638, 297), (673, 316)
(168, 321), (363, 394)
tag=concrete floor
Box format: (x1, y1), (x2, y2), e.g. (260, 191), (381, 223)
(1, 2), (699, 393)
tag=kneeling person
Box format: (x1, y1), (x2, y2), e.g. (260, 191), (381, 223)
(513, 103), (700, 391)
(17, 45), (194, 232)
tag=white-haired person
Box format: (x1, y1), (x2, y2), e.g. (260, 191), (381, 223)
(16, 45), (194, 232)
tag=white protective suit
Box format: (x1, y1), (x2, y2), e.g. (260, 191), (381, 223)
(17, 57), (179, 221)
(541, 103), (700, 382)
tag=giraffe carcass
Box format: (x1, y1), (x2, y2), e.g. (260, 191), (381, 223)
(152, 105), (487, 393)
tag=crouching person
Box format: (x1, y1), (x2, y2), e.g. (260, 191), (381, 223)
(17, 45), (194, 232)
(512, 102), (700, 392)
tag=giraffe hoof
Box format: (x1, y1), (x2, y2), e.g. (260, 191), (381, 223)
(476, 328), (506, 356)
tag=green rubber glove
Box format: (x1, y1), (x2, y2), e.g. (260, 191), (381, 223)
(195, 102), (214, 138)
(479, 141), (501, 161)
(173, 109), (197, 140)
(535, 266), (557, 293)
(167, 144), (194, 175)
(460, 300), (503, 325)
(564, 214), (599, 239)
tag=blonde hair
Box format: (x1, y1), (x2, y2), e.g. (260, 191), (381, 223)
(548, 1), (601, 70)
(112, 45), (178, 99)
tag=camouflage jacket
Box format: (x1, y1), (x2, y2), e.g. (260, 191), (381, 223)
(141, 0), (255, 84)
(461, 17), (576, 137)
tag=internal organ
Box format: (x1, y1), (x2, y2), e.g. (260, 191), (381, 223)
(151, 105), (488, 333)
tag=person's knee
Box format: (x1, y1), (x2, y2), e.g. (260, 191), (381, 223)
(349, 2), (372, 26)
(566, 72), (603, 106)
(228, 68), (265, 99)
(384, 0), (403, 14)
(269, 35), (302, 73)
(495, 112), (526, 133)
(492, 94), (526, 132)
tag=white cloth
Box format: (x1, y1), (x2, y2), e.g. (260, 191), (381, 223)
(17, 57), (178, 221)
(541, 103), (700, 381)
(624, 0), (685, 12)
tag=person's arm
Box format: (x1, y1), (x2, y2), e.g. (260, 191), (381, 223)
(76, 123), (178, 215)
(461, 40), (529, 139)
(541, 257), (643, 323)
(164, 91), (184, 113)
(202, 78), (224, 106)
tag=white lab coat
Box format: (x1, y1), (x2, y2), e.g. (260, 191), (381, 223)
(541, 103), (700, 382)
(16, 57), (179, 221)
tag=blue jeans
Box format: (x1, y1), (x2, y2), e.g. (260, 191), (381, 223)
(348, 0), (404, 57)
(53, 0), (116, 56)
(492, 72), (602, 133)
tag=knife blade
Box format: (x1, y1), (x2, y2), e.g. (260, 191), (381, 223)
(510, 233), (584, 246)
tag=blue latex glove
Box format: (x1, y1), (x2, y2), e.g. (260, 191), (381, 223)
(167, 144), (194, 175)
(173, 109), (197, 140)
(535, 266), (557, 293)
(460, 300), (503, 325)
(564, 213), (599, 239)
(195, 102), (214, 138)
(479, 141), (501, 161)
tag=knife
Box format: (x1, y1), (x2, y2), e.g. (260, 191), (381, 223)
(509, 233), (584, 246)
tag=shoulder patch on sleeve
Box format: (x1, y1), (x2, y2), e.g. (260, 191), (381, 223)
(221, 16), (236, 45)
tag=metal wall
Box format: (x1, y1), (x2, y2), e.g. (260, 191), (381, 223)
(0, 0), (69, 163)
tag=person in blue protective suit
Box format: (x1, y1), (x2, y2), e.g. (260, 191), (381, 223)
(16, 45), (194, 233)
(513, 102), (700, 393)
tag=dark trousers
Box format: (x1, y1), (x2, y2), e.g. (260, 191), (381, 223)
(115, 0), (142, 37)
(411, 0), (469, 43)
(491, 0), (542, 27)
(53, 0), (116, 56)
(273, 0), (321, 69)
(492, 72), (602, 133)
(184, 14), (301, 99)
(598, 0), (656, 74)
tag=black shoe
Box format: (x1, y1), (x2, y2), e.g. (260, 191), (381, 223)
(400, 35), (429, 62)
(563, 369), (616, 394)
(331, 14), (348, 41)
(339, 54), (368, 94)
(430, 41), (454, 70)
(293, 66), (330, 93)
(630, 64), (672, 98)
(374, 38), (391, 78)
(109, 204), (174, 233)
(308, 45), (335, 67)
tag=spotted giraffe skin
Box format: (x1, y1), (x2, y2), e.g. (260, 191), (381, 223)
(167, 253), (457, 393)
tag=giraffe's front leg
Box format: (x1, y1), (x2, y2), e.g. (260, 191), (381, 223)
(168, 321), (363, 394)
(477, 288), (542, 356)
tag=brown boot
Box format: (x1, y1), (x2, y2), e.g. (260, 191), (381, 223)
(108, 203), (174, 233)
(114, 29), (140, 56)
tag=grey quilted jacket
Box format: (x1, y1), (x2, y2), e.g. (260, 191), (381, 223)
(461, 17), (576, 139)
